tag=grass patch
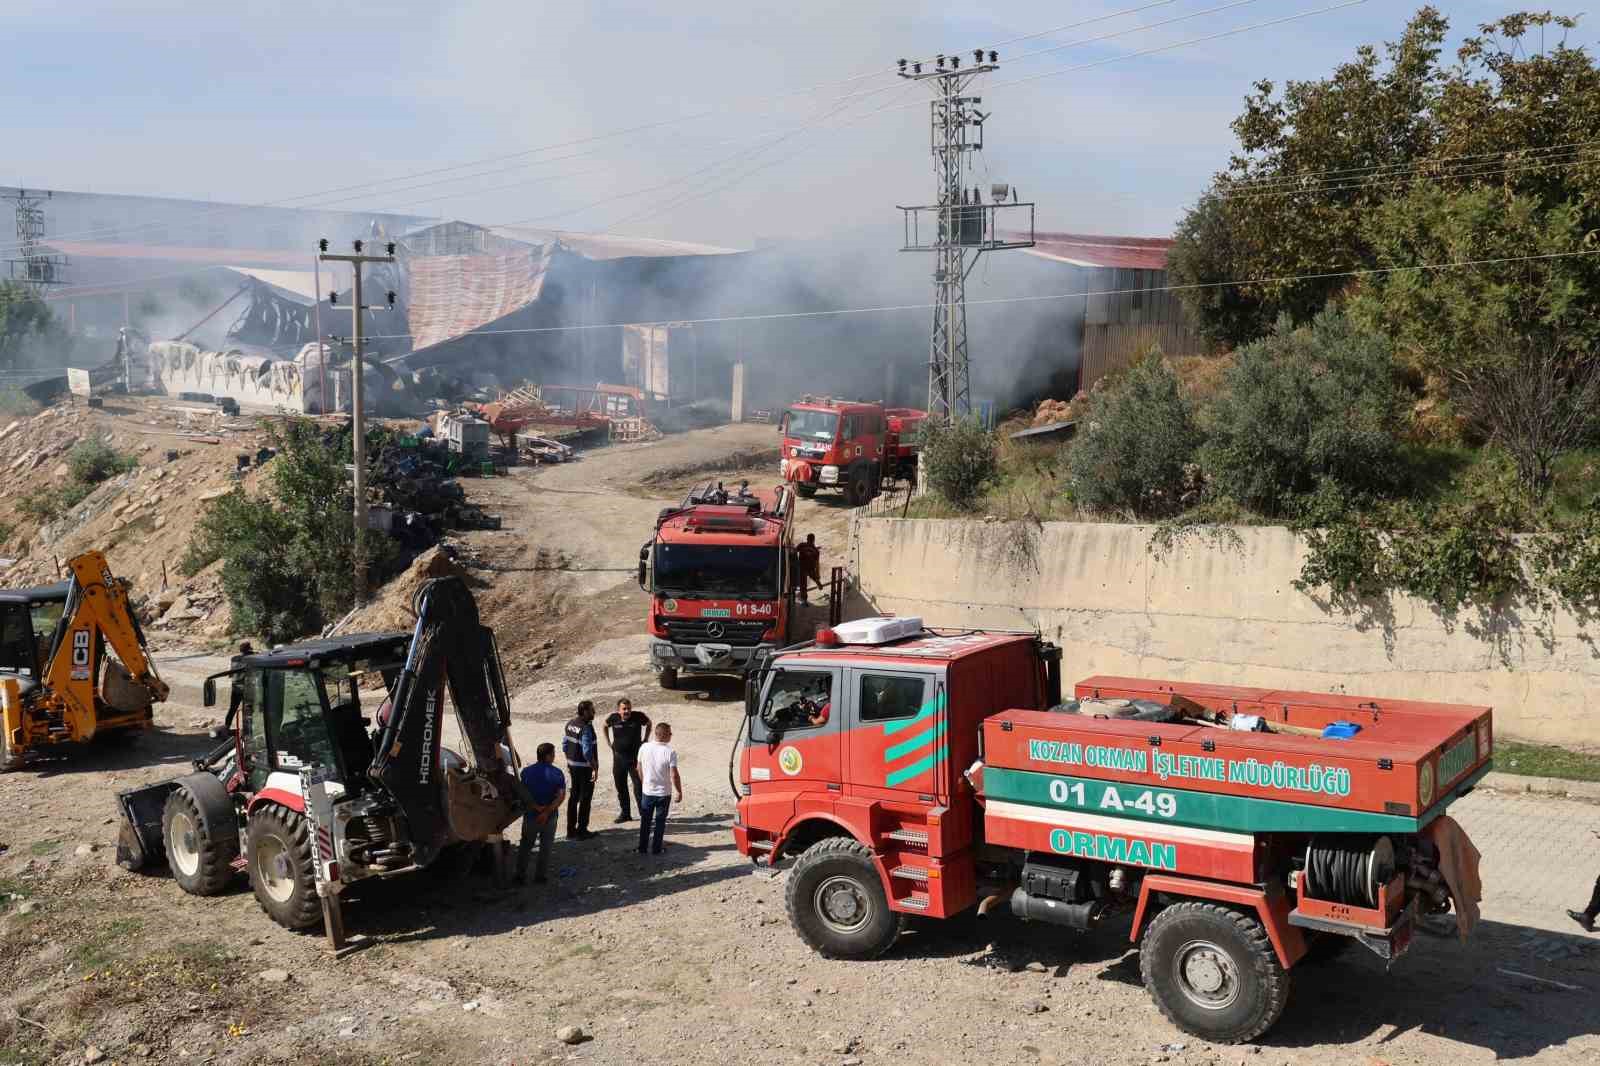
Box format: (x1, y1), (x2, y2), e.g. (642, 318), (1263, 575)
(1495, 741), (1600, 782)
(27, 839), (60, 856)
(68, 916), (144, 972)
(0, 388), (38, 418)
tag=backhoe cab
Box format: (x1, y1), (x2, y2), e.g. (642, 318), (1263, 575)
(116, 576), (527, 945)
(0, 551), (168, 770)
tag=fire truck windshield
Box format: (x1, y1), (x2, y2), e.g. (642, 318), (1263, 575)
(654, 544), (781, 599)
(784, 408), (838, 441)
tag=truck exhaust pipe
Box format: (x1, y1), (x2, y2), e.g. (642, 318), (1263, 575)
(1009, 887), (1106, 930)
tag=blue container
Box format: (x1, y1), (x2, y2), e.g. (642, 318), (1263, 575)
(1322, 720), (1362, 740)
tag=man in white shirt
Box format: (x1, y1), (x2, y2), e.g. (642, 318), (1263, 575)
(633, 722), (683, 855)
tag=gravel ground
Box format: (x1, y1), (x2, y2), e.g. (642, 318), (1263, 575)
(2, 427), (1598, 1066)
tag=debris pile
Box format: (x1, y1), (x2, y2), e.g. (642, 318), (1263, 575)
(1031, 398), (1076, 426)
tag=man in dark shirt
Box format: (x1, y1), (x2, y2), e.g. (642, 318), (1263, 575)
(515, 742), (567, 885)
(796, 534), (822, 605)
(603, 697), (652, 823)
(562, 700), (599, 840)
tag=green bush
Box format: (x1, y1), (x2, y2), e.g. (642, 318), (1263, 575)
(182, 419), (397, 643)
(1067, 357), (1200, 518)
(1201, 310), (1407, 516)
(68, 436), (137, 486)
(17, 482), (91, 523)
(918, 417), (999, 511)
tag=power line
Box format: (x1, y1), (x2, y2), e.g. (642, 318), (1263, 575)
(360, 246), (1600, 343)
(1215, 137), (1600, 193)
(0, 1), (1309, 255)
(500, 2), (1356, 233)
(1006, 0), (1271, 64)
(1209, 147), (1600, 202)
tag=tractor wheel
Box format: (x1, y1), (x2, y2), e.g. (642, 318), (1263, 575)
(785, 837), (903, 960)
(246, 806), (321, 931)
(1139, 901), (1290, 1044)
(162, 787), (236, 896)
(658, 666), (678, 691)
(795, 484), (817, 499)
(846, 467), (873, 508)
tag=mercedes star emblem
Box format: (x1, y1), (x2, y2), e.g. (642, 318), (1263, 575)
(705, 621), (725, 638)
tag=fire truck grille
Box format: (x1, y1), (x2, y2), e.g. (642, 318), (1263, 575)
(663, 619), (769, 646)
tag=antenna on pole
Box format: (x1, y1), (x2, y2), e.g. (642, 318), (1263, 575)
(896, 51), (1035, 422)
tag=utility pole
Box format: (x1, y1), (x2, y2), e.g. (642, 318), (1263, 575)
(4, 188), (68, 294)
(896, 50), (1035, 422)
(318, 238), (396, 605)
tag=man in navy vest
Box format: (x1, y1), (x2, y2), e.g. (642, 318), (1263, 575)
(562, 700), (599, 840)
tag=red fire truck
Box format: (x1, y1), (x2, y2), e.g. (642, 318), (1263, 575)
(639, 481), (796, 689)
(779, 396), (926, 506)
(732, 618), (1491, 1042)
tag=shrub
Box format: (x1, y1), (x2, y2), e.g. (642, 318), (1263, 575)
(1067, 357), (1200, 518)
(1200, 310), (1407, 516)
(918, 417), (999, 511)
(182, 419), (397, 643)
(67, 436), (137, 486)
(17, 482), (90, 523)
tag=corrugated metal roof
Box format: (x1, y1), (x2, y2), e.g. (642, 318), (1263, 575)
(488, 225), (741, 261)
(43, 239), (311, 269)
(402, 225), (554, 354)
(1023, 232), (1174, 271)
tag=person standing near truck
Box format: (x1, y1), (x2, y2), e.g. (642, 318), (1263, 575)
(563, 700), (599, 840)
(795, 533), (822, 605)
(515, 742), (566, 885)
(635, 722), (683, 855)
(1569, 837), (1600, 932)
(603, 697), (652, 823)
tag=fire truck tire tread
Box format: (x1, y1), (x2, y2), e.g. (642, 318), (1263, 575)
(1139, 901), (1289, 1044)
(162, 786), (235, 896)
(785, 837), (903, 959)
(658, 667), (678, 690)
(246, 806), (321, 931)
(795, 484), (817, 499)
(846, 467), (873, 507)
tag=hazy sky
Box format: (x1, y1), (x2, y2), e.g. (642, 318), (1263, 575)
(3, 1), (1571, 248)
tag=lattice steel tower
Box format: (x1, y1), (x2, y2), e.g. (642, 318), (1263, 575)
(897, 50), (1033, 421)
(4, 189), (68, 293)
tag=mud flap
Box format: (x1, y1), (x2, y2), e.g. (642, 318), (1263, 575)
(114, 780), (180, 870)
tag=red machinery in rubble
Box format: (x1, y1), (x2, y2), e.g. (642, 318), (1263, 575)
(473, 383), (650, 447)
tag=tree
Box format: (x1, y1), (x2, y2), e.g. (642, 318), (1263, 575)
(1067, 356), (1200, 518)
(1200, 311), (1407, 516)
(183, 419), (397, 642)
(1352, 186), (1600, 494)
(918, 417), (999, 510)
(1169, 9), (1600, 348)
(0, 282), (58, 370)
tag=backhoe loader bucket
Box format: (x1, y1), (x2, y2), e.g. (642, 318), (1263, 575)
(102, 660), (156, 715)
(114, 780), (180, 871)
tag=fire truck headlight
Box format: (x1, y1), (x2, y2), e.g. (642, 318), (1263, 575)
(820, 465), (840, 484)
(653, 645), (674, 658)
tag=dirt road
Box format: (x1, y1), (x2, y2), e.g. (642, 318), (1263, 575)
(4, 426), (1599, 1066)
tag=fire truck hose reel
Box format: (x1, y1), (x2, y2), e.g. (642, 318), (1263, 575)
(1304, 836), (1396, 908)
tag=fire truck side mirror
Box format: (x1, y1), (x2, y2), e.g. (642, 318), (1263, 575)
(637, 543), (649, 590)
(744, 676), (758, 717)
(202, 677), (217, 707)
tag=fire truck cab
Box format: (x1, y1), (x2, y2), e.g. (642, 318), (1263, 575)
(779, 396), (924, 506)
(640, 481), (795, 688)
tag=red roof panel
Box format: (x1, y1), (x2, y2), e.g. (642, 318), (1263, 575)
(1023, 231), (1174, 271)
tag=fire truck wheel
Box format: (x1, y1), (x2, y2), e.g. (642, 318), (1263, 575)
(785, 837), (904, 959)
(162, 787), (235, 896)
(795, 484), (817, 499)
(1139, 901), (1290, 1044)
(658, 667), (678, 690)
(846, 467), (873, 507)
(246, 806), (321, 931)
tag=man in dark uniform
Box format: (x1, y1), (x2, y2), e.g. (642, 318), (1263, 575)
(1570, 837), (1600, 933)
(603, 697), (652, 823)
(562, 700), (599, 840)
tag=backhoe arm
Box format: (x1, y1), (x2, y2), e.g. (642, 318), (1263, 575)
(45, 552), (168, 739)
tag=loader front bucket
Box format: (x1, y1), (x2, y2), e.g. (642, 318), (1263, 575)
(114, 780), (179, 871)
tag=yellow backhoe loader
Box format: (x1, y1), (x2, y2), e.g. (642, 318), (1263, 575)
(0, 550), (169, 770)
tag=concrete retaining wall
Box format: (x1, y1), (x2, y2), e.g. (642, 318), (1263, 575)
(850, 517), (1600, 747)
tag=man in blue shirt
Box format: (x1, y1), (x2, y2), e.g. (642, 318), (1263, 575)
(562, 700), (599, 840)
(515, 742), (567, 885)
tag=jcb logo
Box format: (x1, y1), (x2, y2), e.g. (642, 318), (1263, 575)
(71, 631), (90, 667)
